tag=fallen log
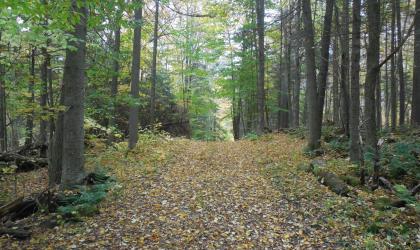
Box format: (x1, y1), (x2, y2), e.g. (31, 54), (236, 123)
(297, 161), (351, 196)
(0, 196), (38, 222)
(0, 190), (57, 223)
(315, 171), (351, 196)
(411, 184), (420, 196)
(0, 153), (48, 172)
(379, 177), (395, 193)
(0, 227), (31, 240)
(0, 197), (24, 219)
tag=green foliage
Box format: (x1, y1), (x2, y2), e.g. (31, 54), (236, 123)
(373, 197), (393, 211)
(380, 141), (420, 179)
(327, 139), (349, 154)
(284, 127), (307, 139)
(57, 171), (115, 222)
(340, 175), (360, 187)
(243, 132), (259, 141)
(394, 185), (417, 205)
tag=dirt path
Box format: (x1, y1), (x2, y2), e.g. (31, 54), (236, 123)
(1, 134), (362, 249)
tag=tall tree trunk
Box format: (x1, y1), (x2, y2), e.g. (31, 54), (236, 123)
(292, 0), (302, 128)
(256, 0), (266, 134)
(277, 11), (284, 131)
(391, 0), (397, 131)
(109, 17), (121, 132)
(332, 19), (340, 127)
(60, 0), (88, 187)
(385, 22), (390, 128)
(150, 0), (159, 125)
(302, 0), (320, 150)
(0, 32), (6, 152)
(340, 0), (350, 136)
(349, 0), (361, 163)
(10, 117), (19, 149)
(376, 72), (382, 130)
(128, 1), (143, 149)
(413, 0), (420, 126)
(25, 48), (36, 146)
(365, 0), (381, 184)
(292, 52), (301, 128)
(317, 0), (334, 122)
(39, 0), (49, 157)
(278, 11), (289, 129)
(286, 12), (292, 128)
(39, 47), (49, 157)
(49, 85), (64, 187)
(396, 0), (405, 126)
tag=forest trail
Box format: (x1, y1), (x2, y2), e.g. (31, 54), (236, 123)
(6, 134), (363, 249)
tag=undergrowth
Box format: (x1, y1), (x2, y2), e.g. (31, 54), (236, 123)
(56, 171), (116, 222)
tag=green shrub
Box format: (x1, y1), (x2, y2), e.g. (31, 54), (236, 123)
(57, 171), (115, 221)
(340, 175), (360, 187)
(394, 185), (416, 204)
(380, 141), (420, 179)
(328, 139), (349, 154)
(244, 132), (259, 141)
(284, 127), (307, 139)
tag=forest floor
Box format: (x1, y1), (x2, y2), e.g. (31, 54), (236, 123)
(1, 133), (418, 249)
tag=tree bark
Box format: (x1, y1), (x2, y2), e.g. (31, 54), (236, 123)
(396, 0), (405, 126)
(339, 0), (350, 136)
(391, 0), (397, 131)
(302, 0), (320, 150)
(317, 0), (334, 122)
(109, 14), (121, 132)
(365, 0), (381, 184)
(0, 32), (6, 152)
(412, 0), (420, 125)
(39, 47), (49, 158)
(349, 0), (361, 163)
(128, 1), (143, 149)
(150, 0), (159, 125)
(292, 52), (301, 128)
(49, 86), (63, 187)
(60, 0), (88, 187)
(25, 48), (36, 146)
(292, 0), (302, 128)
(332, 17), (340, 127)
(385, 22), (390, 128)
(256, 0), (266, 134)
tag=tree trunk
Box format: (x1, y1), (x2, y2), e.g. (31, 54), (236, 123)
(340, 0), (350, 137)
(109, 17), (121, 132)
(391, 0), (397, 131)
(396, 0), (405, 126)
(292, 0), (302, 128)
(60, 0), (88, 187)
(48, 48), (54, 142)
(278, 11), (289, 129)
(39, 47), (49, 158)
(317, 0), (334, 122)
(412, 0), (420, 126)
(49, 87), (63, 187)
(302, 0), (320, 150)
(256, 0), (266, 134)
(376, 72), (382, 129)
(385, 23), (390, 128)
(349, 0), (361, 163)
(365, 0), (381, 184)
(0, 32), (6, 152)
(25, 48), (36, 146)
(128, 1), (143, 149)
(150, 0), (159, 125)
(332, 19), (340, 127)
